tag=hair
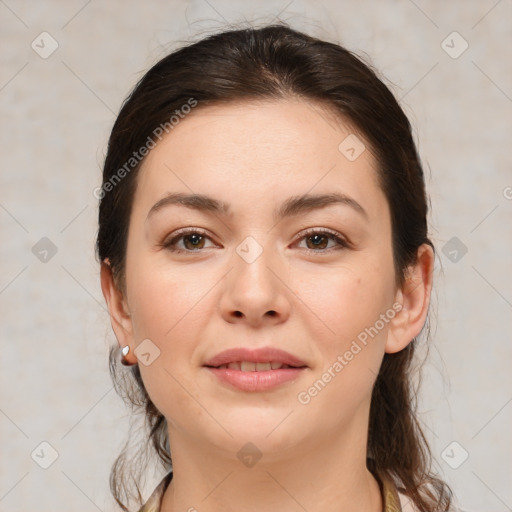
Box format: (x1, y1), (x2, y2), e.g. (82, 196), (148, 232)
(97, 23), (453, 511)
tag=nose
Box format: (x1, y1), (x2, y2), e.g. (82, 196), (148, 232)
(219, 245), (291, 327)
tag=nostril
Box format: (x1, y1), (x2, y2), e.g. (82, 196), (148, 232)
(233, 311), (243, 318)
(266, 310), (277, 317)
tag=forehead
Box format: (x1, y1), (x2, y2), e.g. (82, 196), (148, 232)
(133, 98), (384, 218)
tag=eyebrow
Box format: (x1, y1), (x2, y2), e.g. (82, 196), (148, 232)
(146, 192), (368, 222)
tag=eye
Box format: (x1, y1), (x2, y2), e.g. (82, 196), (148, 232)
(162, 229), (216, 252)
(295, 229), (349, 252)
(161, 228), (349, 254)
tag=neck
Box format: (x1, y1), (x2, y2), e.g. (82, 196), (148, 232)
(160, 420), (382, 512)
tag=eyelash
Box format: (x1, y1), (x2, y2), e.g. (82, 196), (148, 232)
(161, 228), (350, 254)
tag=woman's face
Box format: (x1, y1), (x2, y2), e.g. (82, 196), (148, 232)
(112, 99), (410, 457)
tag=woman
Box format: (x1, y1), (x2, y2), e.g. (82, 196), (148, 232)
(97, 24), (453, 512)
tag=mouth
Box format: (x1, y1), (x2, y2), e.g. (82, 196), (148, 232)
(203, 346), (308, 369)
(205, 361), (306, 371)
(203, 347), (308, 392)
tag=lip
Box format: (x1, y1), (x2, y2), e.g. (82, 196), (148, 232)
(203, 347), (308, 392)
(203, 347), (308, 368)
(206, 366), (306, 392)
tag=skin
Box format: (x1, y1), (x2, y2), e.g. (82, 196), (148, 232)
(101, 98), (434, 512)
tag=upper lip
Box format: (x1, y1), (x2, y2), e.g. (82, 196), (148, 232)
(203, 347), (308, 368)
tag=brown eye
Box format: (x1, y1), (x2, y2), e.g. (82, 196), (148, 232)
(296, 230), (349, 252)
(183, 233), (205, 250)
(305, 233), (329, 250)
(162, 229), (215, 252)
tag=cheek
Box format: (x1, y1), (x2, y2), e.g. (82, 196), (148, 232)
(292, 256), (396, 350)
(292, 261), (395, 423)
(126, 261), (215, 427)
(128, 261), (210, 341)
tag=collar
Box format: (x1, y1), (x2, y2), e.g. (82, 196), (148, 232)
(372, 467), (403, 512)
(139, 466), (403, 512)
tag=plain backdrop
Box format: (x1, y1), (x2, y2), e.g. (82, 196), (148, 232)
(1, 1), (511, 511)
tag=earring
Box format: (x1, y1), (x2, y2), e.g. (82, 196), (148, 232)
(120, 345), (135, 366)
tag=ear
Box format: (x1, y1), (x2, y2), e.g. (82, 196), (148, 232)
(385, 244), (434, 354)
(100, 260), (138, 364)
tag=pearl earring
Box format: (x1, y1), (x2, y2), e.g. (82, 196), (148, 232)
(120, 345), (134, 366)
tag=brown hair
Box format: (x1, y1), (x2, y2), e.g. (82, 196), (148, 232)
(97, 23), (452, 511)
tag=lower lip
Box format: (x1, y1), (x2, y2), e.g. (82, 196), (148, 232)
(204, 367), (307, 392)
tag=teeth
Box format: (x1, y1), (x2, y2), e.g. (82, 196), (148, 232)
(216, 361), (288, 371)
(240, 361), (256, 372)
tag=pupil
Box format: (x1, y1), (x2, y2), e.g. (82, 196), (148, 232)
(308, 234), (327, 249)
(186, 234), (203, 248)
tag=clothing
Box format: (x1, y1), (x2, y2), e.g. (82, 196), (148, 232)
(137, 466), (412, 512)
(138, 471), (172, 512)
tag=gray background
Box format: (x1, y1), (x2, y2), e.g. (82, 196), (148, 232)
(1, 1), (511, 511)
